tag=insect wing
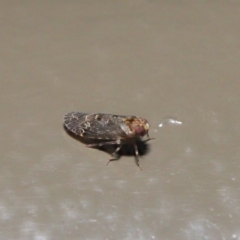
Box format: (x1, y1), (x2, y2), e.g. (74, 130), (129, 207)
(64, 112), (128, 140)
(64, 112), (88, 136)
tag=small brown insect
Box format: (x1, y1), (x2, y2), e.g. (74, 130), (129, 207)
(63, 112), (152, 169)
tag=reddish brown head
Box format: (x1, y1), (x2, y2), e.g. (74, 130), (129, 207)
(124, 117), (149, 137)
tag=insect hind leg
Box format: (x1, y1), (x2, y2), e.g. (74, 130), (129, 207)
(86, 140), (123, 166)
(86, 140), (120, 148)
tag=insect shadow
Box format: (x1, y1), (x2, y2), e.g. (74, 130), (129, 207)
(64, 125), (151, 166)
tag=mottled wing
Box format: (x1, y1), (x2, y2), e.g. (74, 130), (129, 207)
(64, 112), (88, 136)
(64, 112), (129, 140)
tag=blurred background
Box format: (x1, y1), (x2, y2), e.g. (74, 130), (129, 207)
(1, 1), (240, 239)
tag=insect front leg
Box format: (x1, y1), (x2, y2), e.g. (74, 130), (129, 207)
(134, 143), (143, 171)
(143, 137), (155, 143)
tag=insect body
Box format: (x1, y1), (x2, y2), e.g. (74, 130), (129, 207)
(63, 112), (151, 169)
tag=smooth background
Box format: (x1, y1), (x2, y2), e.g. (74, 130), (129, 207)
(1, 1), (240, 239)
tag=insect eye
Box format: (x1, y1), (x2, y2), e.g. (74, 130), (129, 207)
(96, 116), (101, 121)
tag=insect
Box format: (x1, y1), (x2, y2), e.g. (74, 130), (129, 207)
(63, 112), (152, 170)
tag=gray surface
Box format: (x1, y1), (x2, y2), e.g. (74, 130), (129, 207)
(1, 1), (240, 240)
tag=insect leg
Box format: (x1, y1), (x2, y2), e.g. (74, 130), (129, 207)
(86, 140), (120, 148)
(106, 143), (123, 166)
(143, 137), (155, 143)
(112, 143), (123, 155)
(86, 140), (123, 166)
(134, 143), (143, 171)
